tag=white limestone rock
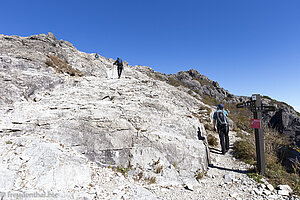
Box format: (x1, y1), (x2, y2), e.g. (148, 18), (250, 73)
(266, 184), (275, 191)
(277, 184), (292, 193)
(0, 164), (16, 191)
(0, 33), (210, 197)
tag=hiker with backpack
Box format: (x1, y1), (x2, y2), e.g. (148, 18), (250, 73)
(213, 104), (229, 155)
(113, 57), (123, 79)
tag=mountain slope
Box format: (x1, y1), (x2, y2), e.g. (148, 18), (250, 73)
(0, 33), (209, 193)
(0, 33), (298, 199)
(138, 67), (300, 147)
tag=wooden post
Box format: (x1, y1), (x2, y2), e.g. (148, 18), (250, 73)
(252, 94), (265, 175)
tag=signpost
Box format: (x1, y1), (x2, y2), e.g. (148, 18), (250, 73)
(236, 94), (276, 175)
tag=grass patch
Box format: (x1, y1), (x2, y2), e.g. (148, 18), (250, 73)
(149, 177), (156, 184)
(115, 165), (131, 177)
(46, 55), (84, 77)
(233, 140), (256, 165)
(201, 95), (220, 107)
(6, 140), (12, 145)
(225, 103), (253, 133)
(167, 77), (182, 87)
(207, 134), (218, 147)
(247, 171), (264, 183)
(153, 158), (160, 165)
(196, 172), (203, 181)
(155, 165), (163, 174)
(204, 123), (213, 131)
(235, 131), (246, 139)
(138, 172), (143, 180)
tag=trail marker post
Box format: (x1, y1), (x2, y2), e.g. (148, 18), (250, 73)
(236, 94), (275, 175)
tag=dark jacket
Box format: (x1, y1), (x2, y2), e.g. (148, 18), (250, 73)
(114, 58), (123, 67)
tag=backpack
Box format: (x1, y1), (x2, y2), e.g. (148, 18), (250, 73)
(118, 58), (123, 66)
(216, 110), (228, 129)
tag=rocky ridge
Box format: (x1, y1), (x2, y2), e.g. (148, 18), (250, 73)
(0, 33), (299, 199)
(137, 65), (300, 148)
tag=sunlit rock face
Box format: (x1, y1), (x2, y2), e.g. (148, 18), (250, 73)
(0, 33), (209, 193)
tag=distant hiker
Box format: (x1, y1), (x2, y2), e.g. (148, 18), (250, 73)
(95, 53), (99, 58)
(113, 57), (123, 79)
(213, 104), (229, 155)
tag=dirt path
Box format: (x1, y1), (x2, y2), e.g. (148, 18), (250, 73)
(144, 131), (294, 200)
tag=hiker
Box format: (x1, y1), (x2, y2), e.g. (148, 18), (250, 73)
(213, 104), (229, 155)
(95, 53), (99, 58)
(113, 57), (123, 79)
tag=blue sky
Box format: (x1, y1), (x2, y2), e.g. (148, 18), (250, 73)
(1, 0), (300, 112)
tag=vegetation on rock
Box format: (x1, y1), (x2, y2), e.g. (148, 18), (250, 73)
(233, 126), (300, 195)
(46, 55), (84, 77)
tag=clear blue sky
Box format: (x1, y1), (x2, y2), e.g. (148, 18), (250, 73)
(1, 0), (300, 112)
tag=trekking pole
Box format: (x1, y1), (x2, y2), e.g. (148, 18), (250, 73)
(111, 64), (114, 79)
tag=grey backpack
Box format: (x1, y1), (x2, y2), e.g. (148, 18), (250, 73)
(216, 111), (228, 129)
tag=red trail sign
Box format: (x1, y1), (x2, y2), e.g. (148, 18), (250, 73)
(251, 119), (261, 129)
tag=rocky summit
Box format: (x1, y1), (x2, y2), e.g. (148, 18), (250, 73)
(0, 33), (299, 200)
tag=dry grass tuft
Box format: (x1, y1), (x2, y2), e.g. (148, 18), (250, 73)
(46, 55), (84, 77)
(155, 165), (163, 174)
(207, 134), (218, 147)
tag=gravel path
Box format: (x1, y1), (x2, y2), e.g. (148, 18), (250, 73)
(140, 131), (299, 200)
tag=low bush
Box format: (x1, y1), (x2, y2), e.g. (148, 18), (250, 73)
(233, 140), (256, 165)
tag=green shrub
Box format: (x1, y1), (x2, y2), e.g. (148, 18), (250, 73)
(233, 140), (256, 164)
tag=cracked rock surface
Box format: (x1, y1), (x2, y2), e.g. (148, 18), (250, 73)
(0, 33), (298, 199)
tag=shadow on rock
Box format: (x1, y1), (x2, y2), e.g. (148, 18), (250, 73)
(209, 147), (223, 155)
(208, 163), (248, 174)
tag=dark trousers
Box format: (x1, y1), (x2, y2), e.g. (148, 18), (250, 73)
(117, 66), (123, 78)
(218, 125), (229, 154)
